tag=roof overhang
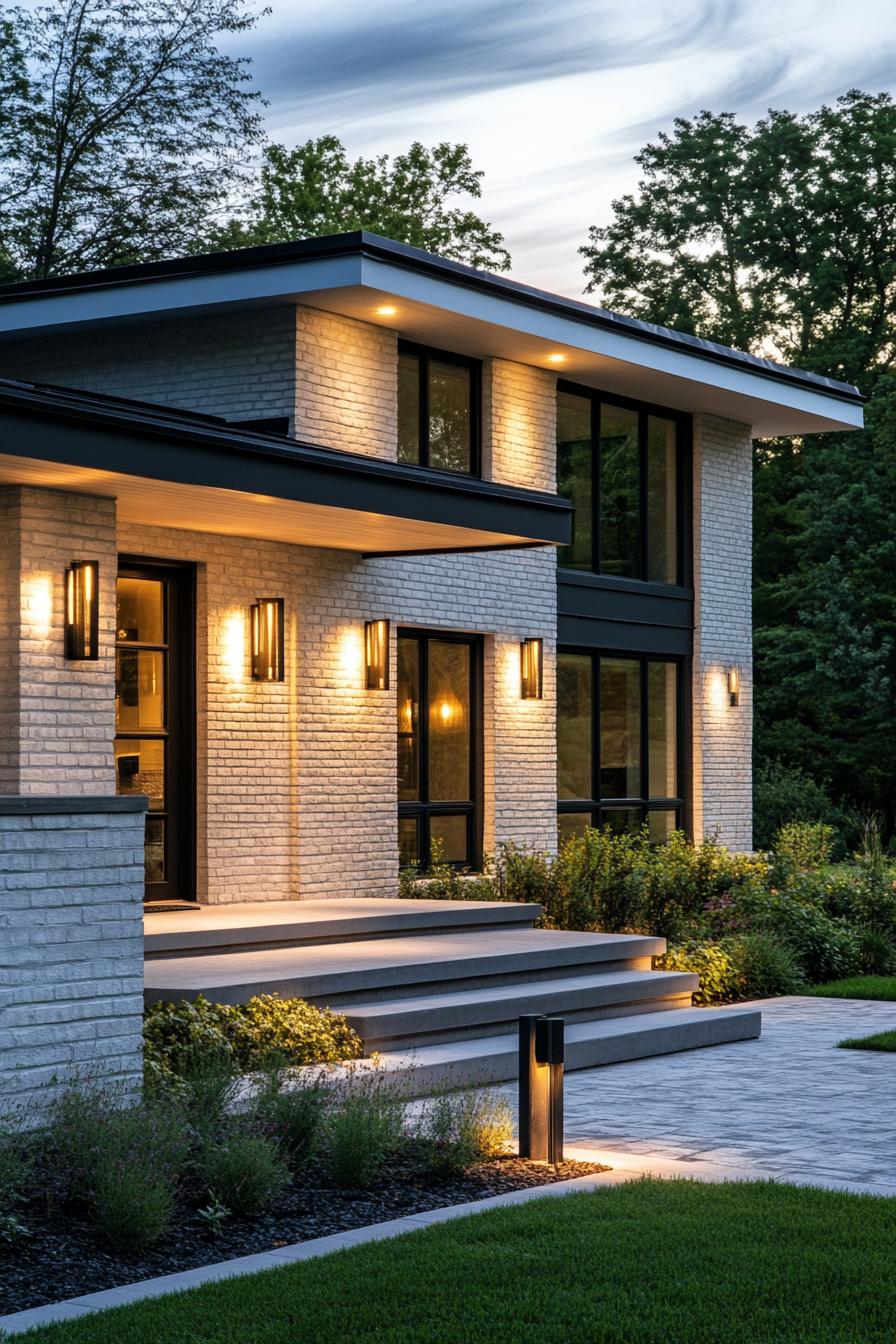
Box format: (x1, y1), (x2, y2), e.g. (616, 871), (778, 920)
(0, 383), (571, 555)
(0, 233), (864, 438)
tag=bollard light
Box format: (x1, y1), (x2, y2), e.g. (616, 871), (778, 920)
(518, 1014), (564, 1165)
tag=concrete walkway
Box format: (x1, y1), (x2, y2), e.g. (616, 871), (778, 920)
(497, 996), (896, 1195)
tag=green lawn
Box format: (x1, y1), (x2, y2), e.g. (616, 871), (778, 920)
(806, 975), (896, 1000)
(839, 1029), (896, 1052)
(18, 1179), (896, 1344)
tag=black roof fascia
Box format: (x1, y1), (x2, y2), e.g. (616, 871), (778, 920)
(0, 232), (863, 409)
(0, 380), (572, 546)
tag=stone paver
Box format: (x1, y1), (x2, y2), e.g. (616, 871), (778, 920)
(495, 996), (896, 1192)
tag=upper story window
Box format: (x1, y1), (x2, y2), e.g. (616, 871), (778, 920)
(398, 341), (480, 476)
(557, 383), (685, 584)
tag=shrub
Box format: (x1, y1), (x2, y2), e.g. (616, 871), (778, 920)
(197, 1131), (289, 1217)
(0, 1131), (29, 1216)
(657, 941), (744, 1005)
(735, 932), (806, 998)
(144, 994), (362, 1082)
(753, 759), (851, 853)
(325, 1073), (405, 1187)
(772, 822), (834, 876)
(253, 1071), (326, 1170)
(417, 1091), (513, 1177)
(399, 837), (499, 901)
(731, 888), (859, 984)
(46, 1086), (188, 1252)
(855, 926), (896, 976)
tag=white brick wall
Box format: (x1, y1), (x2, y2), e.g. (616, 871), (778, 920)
(484, 358), (557, 493)
(692, 413), (753, 850)
(0, 487), (117, 796)
(0, 799), (145, 1121)
(0, 308), (297, 425)
(294, 306), (398, 458)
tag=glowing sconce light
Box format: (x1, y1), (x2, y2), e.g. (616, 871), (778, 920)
(520, 637), (544, 700)
(64, 561), (99, 660)
(364, 619), (390, 690)
(727, 666), (740, 707)
(250, 598), (284, 682)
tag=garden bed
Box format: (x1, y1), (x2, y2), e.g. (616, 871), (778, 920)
(0, 1151), (606, 1315)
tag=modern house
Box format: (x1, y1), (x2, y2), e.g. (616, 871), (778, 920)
(0, 233), (863, 1110)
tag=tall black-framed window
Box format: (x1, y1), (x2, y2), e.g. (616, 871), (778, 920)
(557, 650), (685, 844)
(397, 630), (482, 870)
(557, 381), (688, 585)
(398, 341), (481, 476)
(114, 559), (196, 903)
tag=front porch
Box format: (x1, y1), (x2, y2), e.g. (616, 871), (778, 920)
(144, 896), (760, 1090)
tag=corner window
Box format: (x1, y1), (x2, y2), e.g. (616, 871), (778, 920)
(398, 342), (480, 475)
(397, 631), (481, 869)
(557, 651), (683, 841)
(557, 384), (684, 584)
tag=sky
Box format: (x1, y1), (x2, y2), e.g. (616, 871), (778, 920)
(240, 0), (895, 298)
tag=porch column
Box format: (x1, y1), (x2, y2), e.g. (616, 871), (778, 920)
(691, 414), (753, 851)
(0, 486), (117, 795)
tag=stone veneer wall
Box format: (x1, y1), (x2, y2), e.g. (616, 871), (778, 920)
(692, 413), (753, 851)
(0, 486), (117, 796)
(0, 797), (145, 1120)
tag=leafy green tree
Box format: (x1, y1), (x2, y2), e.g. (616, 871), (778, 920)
(214, 136), (511, 271)
(581, 91), (896, 828)
(0, 0), (266, 279)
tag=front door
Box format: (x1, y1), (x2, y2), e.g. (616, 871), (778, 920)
(114, 561), (195, 904)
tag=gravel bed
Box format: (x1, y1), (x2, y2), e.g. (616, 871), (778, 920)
(1, 1152), (608, 1314)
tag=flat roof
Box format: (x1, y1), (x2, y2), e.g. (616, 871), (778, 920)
(0, 232), (863, 437)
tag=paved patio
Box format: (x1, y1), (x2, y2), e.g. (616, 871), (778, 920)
(497, 996), (896, 1196)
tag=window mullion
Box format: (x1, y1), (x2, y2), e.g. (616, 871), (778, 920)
(419, 356), (429, 469)
(592, 397), (601, 574)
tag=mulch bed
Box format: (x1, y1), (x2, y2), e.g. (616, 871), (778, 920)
(1, 1153), (609, 1315)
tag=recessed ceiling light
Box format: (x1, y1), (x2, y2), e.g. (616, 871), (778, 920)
(547, 352), (566, 363)
(375, 305), (398, 317)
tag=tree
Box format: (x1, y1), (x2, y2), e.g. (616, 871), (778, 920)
(214, 136), (511, 272)
(580, 91), (896, 828)
(0, 0), (266, 280)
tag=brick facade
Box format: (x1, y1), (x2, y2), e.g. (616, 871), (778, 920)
(0, 798), (145, 1120)
(692, 413), (753, 850)
(294, 306), (398, 457)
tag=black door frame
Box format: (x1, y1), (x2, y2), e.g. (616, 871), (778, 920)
(397, 628), (484, 870)
(116, 556), (196, 904)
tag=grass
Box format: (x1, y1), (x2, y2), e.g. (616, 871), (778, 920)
(15, 1179), (896, 1344)
(838, 1029), (896, 1052)
(805, 975), (896, 1000)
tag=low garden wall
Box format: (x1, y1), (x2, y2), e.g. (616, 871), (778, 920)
(0, 795), (147, 1120)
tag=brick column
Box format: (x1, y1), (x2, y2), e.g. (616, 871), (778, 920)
(0, 486), (117, 795)
(692, 414), (753, 850)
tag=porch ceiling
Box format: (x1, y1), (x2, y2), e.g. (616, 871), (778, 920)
(0, 382), (571, 554)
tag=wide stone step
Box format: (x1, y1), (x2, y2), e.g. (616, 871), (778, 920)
(144, 897), (541, 959)
(341, 969), (699, 1050)
(143, 928), (666, 1007)
(370, 1006), (763, 1094)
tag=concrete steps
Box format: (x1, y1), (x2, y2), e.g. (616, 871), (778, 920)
(143, 898), (762, 1081)
(340, 969), (700, 1050)
(371, 1005), (763, 1094)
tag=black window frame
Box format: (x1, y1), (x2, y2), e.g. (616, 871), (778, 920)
(556, 648), (687, 839)
(398, 340), (482, 478)
(397, 628), (484, 871)
(557, 380), (690, 587)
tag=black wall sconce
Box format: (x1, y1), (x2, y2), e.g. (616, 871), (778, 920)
(520, 637), (543, 700)
(365, 619), (390, 690)
(64, 561), (99, 660)
(251, 598), (284, 682)
(727, 666), (740, 707)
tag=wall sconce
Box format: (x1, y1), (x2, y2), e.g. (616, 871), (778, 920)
(250, 598), (284, 682)
(727, 666), (740, 707)
(520, 637), (544, 700)
(364, 619), (390, 690)
(64, 561), (99, 660)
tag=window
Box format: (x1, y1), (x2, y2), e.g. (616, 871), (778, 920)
(398, 342), (480, 475)
(557, 384), (684, 584)
(557, 651), (683, 841)
(397, 632), (481, 869)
